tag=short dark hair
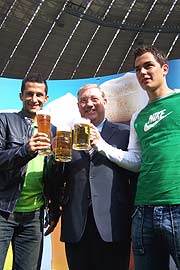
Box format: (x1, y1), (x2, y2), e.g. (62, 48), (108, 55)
(21, 73), (48, 94)
(133, 46), (168, 67)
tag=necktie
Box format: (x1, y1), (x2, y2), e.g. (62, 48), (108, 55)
(89, 147), (95, 157)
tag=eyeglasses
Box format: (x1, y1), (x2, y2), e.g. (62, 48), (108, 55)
(79, 96), (102, 105)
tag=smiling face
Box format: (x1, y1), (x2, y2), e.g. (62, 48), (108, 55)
(77, 86), (107, 126)
(134, 52), (169, 99)
(20, 81), (49, 119)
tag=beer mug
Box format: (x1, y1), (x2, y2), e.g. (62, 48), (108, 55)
(36, 110), (51, 156)
(73, 118), (90, 150)
(54, 125), (72, 162)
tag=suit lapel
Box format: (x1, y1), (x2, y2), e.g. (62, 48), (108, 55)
(100, 120), (116, 143)
(92, 120), (116, 160)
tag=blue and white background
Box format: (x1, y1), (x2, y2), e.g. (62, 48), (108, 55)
(2, 59), (180, 270)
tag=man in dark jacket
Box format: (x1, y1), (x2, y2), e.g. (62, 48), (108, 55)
(0, 73), (57, 270)
(46, 84), (137, 270)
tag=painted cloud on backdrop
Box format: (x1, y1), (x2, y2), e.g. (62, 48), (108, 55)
(45, 92), (80, 128)
(100, 72), (148, 122)
(44, 73), (149, 126)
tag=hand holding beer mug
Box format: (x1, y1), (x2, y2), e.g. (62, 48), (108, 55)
(73, 118), (90, 150)
(54, 125), (72, 162)
(36, 110), (51, 155)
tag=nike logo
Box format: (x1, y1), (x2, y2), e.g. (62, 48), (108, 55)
(144, 110), (172, 132)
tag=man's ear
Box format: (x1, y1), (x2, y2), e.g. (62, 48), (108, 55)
(103, 97), (107, 106)
(162, 63), (169, 76)
(19, 92), (23, 101)
(44, 95), (49, 103)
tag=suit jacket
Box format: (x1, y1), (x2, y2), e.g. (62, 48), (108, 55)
(47, 120), (137, 243)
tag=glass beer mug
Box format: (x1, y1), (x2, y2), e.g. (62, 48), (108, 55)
(54, 125), (72, 162)
(36, 110), (51, 156)
(73, 118), (90, 150)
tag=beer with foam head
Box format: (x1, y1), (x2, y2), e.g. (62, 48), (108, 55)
(54, 126), (72, 162)
(36, 110), (51, 155)
(73, 118), (90, 150)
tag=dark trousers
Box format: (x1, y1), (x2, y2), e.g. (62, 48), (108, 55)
(65, 206), (131, 270)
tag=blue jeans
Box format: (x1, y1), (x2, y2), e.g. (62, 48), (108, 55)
(0, 208), (44, 270)
(132, 205), (180, 270)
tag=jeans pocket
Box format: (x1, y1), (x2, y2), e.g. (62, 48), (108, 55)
(131, 207), (144, 255)
(131, 206), (138, 219)
(169, 206), (180, 259)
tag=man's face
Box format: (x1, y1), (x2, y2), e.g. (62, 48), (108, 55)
(20, 82), (48, 118)
(135, 52), (168, 93)
(78, 87), (107, 126)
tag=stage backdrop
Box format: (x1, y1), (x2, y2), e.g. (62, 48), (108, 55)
(1, 59), (180, 270)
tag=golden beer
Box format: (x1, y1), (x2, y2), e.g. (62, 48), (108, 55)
(73, 120), (90, 150)
(36, 110), (51, 155)
(54, 130), (72, 162)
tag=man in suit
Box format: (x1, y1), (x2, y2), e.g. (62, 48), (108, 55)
(46, 84), (137, 270)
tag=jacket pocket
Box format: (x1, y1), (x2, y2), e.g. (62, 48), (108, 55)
(6, 134), (25, 148)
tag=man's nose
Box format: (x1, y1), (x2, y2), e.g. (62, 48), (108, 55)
(32, 94), (38, 102)
(86, 98), (94, 105)
(140, 67), (147, 74)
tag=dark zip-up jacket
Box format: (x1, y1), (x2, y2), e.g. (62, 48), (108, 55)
(0, 110), (56, 213)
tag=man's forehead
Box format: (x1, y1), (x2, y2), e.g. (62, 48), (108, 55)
(79, 87), (101, 96)
(135, 60), (153, 68)
(24, 81), (46, 91)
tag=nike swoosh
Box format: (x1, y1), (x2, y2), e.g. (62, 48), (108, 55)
(144, 112), (172, 132)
